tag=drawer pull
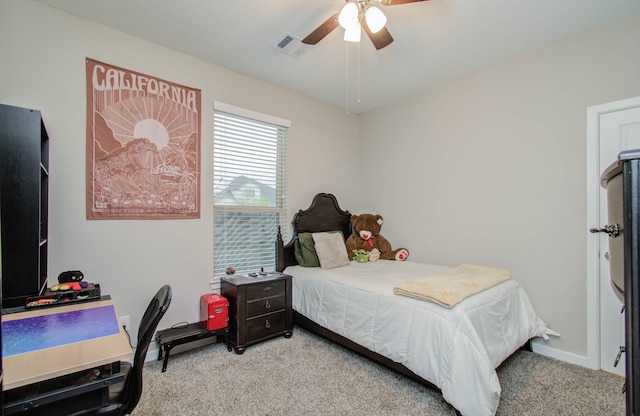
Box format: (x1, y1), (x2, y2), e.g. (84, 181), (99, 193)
(265, 320), (271, 329)
(264, 300), (271, 309)
(263, 286), (271, 292)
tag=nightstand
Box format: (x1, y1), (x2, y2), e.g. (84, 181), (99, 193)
(221, 272), (293, 354)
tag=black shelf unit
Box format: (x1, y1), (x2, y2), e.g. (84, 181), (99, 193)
(0, 104), (49, 309)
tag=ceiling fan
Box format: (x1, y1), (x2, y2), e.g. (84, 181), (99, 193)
(302, 0), (431, 50)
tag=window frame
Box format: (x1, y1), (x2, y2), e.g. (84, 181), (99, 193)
(212, 102), (290, 276)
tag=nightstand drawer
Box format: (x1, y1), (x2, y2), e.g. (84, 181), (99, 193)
(246, 295), (286, 318)
(245, 280), (285, 300)
(246, 311), (286, 341)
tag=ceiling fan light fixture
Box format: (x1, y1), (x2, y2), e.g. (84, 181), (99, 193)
(344, 21), (362, 42)
(365, 6), (387, 33)
(338, 2), (359, 29)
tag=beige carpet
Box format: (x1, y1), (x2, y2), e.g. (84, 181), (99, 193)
(133, 327), (625, 415)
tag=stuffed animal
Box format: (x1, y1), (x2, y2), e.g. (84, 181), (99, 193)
(351, 249), (370, 263)
(345, 214), (409, 261)
(368, 248), (381, 262)
(58, 270), (84, 283)
(50, 270), (88, 292)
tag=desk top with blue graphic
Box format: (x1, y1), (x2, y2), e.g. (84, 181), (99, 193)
(2, 304), (121, 357)
(2, 299), (132, 391)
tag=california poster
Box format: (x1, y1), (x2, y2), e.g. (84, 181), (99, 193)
(86, 58), (201, 219)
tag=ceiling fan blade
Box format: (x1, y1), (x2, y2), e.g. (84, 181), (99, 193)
(302, 13), (340, 45)
(362, 20), (394, 50)
(381, 0), (431, 5)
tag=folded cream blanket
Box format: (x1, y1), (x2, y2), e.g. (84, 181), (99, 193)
(393, 264), (512, 308)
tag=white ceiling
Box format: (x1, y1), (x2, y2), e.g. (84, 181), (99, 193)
(36, 0), (640, 113)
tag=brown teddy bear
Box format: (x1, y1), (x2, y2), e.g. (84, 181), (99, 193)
(345, 213), (409, 261)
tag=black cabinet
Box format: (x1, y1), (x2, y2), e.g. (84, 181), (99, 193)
(0, 104), (49, 309)
(221, 273), (293, 354)
(1, 186), (3, 407)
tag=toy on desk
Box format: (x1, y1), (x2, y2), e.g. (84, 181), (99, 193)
(25, 270), (101, 309)
(49, 281), (88, 291)
(49, 270), (89, 292)
(57, 270), (85, 283)
(27, 298), (57, 307)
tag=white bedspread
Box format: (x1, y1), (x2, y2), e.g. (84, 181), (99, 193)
(286, 260), (556, 416)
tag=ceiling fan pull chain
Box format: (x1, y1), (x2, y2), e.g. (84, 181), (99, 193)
(357, 41), (361, 105)
(345, 42), (350, 115)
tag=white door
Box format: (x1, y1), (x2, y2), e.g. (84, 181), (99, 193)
(587, 96), (640, 375)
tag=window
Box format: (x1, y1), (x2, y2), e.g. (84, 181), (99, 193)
(213, 102), (289, 275)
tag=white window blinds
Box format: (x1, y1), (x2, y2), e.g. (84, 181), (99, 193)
(213, 103), (289, 275)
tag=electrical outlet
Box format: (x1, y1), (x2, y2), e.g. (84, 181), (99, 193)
(119, 315), (130, 330)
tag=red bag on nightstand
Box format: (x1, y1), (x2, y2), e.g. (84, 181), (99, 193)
(199, 294), (229, 331)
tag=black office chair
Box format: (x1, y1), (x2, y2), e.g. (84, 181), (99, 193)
(90, 285), (172, 416)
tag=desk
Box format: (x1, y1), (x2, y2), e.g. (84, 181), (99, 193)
(2, 298), (132, 414)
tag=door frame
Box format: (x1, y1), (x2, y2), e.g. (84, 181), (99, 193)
(586, 95), (640, 370)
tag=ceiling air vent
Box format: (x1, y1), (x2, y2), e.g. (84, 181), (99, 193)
(273, 34), (309, 58)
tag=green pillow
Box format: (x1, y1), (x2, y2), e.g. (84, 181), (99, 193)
(294, 232), (320, 267)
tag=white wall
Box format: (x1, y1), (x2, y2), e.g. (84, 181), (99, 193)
(0, 0), (361, 339)
(359, 13), (640, 359)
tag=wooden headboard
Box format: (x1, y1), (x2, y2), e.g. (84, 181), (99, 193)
(276, 193), (351, 272)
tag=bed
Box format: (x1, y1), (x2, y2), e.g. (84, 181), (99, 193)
(276, 193), (557, 416)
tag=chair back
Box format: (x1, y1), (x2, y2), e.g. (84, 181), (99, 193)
(122, 285), (172, 414)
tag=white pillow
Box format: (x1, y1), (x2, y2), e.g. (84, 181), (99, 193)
(312, 232), (349, 270)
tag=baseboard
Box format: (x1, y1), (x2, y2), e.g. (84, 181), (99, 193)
(145, 345), (160, 363)
(530, 339), (588, 367)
